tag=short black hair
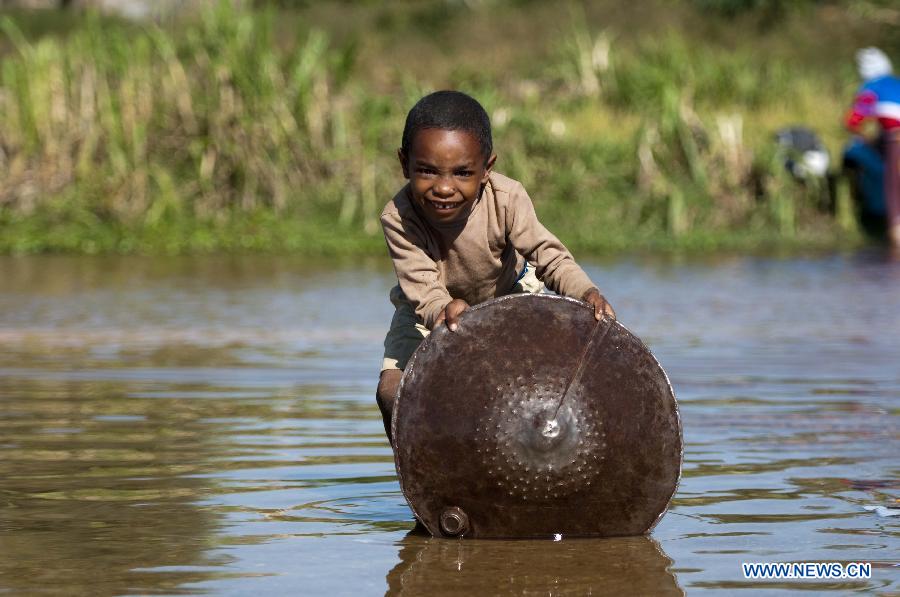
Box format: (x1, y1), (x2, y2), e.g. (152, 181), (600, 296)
(401, 90), (493, 162)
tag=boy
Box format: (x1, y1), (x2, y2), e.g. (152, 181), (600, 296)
(376, 91), (615, 440)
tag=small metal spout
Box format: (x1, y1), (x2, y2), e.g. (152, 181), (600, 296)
(439, 507), (469, 537)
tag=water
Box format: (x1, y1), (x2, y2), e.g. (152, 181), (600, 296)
(0, 253), (897, 595)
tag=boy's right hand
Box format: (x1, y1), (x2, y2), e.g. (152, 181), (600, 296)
(435, 298), (470, 332)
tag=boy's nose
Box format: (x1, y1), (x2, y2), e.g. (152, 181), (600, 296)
(433, 177), (456, 197)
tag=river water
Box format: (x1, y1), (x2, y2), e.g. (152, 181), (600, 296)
(0, 253), (897, 595)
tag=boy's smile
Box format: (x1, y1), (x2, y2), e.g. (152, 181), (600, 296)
(400, 128), (497, 224)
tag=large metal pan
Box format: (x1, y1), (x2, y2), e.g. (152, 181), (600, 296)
(392, 294), (681, 539)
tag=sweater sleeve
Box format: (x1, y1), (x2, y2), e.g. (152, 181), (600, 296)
(381, 210), (453, 330)
(505, 182), (598, 299)
(845, 88), (878, 132)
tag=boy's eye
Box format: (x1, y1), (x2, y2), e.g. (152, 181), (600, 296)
(416, 167), (437, 175)
(456, 170), (474, 177)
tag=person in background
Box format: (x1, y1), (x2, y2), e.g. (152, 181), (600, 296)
(844, 47), (900, 246)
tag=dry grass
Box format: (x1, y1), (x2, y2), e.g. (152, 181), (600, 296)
(0, 0), (892, 253)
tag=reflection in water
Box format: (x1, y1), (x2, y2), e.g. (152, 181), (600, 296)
(0, 377), (228, 595)
(387, 533), (683, 596)
(0, 254), (898, 594)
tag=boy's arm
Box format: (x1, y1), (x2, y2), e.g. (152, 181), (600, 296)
(506, 182), (611, 313)
(381, 211), (454, 330)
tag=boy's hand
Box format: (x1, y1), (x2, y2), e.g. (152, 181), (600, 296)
(435, 298), (470, 332)
(582, 288), (615, 321)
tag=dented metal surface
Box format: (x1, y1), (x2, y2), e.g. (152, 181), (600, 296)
(392, 294), (682, 539)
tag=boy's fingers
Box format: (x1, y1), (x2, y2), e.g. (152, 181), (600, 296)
(596, 296), (616, 320)
(603, 301), (616, 320)
(447, 308), (461, 331)
(445, 300), (469, 332)
(587, 292), (615, 321)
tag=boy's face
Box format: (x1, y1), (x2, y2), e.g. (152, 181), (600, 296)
(399, 128), (497, 224)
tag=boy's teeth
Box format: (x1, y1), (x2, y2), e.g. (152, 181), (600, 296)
(431, 201), (459, 210)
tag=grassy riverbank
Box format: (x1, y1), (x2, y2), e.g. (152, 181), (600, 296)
(1, 1), (897, 255)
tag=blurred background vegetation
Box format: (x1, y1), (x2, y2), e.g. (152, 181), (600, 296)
(0, 0), (898, 254)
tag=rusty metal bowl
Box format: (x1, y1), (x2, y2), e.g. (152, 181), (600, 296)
(392, 294), (682, 539)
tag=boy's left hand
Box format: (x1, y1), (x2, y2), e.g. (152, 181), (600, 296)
(582, 288), (616, 321)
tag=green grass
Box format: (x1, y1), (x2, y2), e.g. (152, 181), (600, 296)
(0, 0), (894, 255)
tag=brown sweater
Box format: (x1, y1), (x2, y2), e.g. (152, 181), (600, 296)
(381, 172), (597, 329)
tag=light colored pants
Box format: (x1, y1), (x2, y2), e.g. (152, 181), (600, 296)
(381, 264), (543, 372)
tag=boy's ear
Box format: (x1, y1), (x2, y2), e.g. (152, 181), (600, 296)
(398, 148), (410, 179)
(481, 153), (498, 184)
